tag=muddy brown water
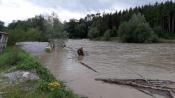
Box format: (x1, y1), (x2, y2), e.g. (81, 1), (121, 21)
(19, 40), (175, 98)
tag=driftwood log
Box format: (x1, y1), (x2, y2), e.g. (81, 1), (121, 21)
(95, 78), (175, 98)
(79, 62), (98, 73)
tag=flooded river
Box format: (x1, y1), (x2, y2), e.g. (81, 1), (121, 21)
(20, 40), (175, 98)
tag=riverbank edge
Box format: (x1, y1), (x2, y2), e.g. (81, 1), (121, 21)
(90, 37), (175, 43)
(0, 47), (79, 98)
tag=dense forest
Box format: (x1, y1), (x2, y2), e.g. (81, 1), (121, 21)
(0, 1), (175, 44)
(65, 1), (175, 42)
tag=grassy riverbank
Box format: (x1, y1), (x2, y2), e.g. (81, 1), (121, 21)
(0, 47), (79, 98)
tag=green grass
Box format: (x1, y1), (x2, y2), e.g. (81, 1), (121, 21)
(0, 47), (79, 98)
(0, 47), (54, 81)
(1, 80), (79, 98)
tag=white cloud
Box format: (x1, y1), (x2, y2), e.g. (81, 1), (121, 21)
(54, 7), (86, 22)
(0, 0), (170, 25)
(0, 0), (52, 25)
(0, 0), (85, 25)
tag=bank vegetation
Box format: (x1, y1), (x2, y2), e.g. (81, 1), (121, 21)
(0, 47), (79, 98)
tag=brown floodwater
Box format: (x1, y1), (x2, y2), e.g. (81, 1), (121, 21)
(20, 40), (175, 98)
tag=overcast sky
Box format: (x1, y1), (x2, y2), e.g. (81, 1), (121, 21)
(0, 0), (171, 25)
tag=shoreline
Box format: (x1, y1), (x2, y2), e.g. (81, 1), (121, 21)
(0, 47), (79, 98)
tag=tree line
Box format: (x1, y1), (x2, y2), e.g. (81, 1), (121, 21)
(0, 1), (175, 44)
(0, 13), (67, 45)
(64, 1), (175, 42)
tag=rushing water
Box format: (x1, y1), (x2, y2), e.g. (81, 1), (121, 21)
(20, 40), (175, 98)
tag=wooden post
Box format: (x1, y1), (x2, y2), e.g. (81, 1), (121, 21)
(0, 32), (8, 53)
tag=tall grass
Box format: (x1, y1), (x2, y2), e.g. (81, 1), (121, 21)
(0, 47), (79, 98)
(0, 47), (54, 81)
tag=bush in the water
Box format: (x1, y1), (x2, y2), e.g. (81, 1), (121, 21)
(118, 13), (159, 43)
(45, 47), (51, 53)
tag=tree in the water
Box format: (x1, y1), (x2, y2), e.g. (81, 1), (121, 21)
(118, 13), (159, 43)
(45, 12), (67, 40)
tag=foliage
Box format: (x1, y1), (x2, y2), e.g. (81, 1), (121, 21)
(153, 26), (164, 38)
(134, 23), (159, 43)
(64, 19), (88, 38)
(153, 26), (175, 39)
(2, 80), (79, 98)
(17, 58), (55, 81)
(118, 13), (159, 43)
(48, 81), (61, 91)
(8, 28), (43, 45)
(103, 30), (111, 41)
(7, 13), (67, 45)
(64, 1), (175, 41)
(44, 13), (67, 39)
(45, 47), (51, 53)
(0, 47), (79, 98)
(110, 27), (118, 37)
(48, 88), (79, 98)
(88, 27), (100, 39)
(0, 47), (55, 81)
(0, 47), (21, 67)
(117, 22), (129, 42)
(1, 1), (174, 42)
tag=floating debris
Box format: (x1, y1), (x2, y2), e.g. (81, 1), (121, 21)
(79, 62), (98, 73)
(95, 78), (175, 98)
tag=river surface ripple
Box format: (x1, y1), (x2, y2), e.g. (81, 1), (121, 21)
(20, 40), (175, 98)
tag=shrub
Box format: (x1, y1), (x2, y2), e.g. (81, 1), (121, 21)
(0, 47), (79, 98)
(118, 13), (159, 43)
(37, 80), (50, 92)
(153, 26), (163, 37)
(0, 47), (55, 81)
(118, 22), (130, 42)
(17, 59), (55, 82)
(110, 27), (118, 37)
(103, 30), (111, 41)
(134, 23), (159, 43)
(48, 88), (79, 98)
(45, 47), (51, 53)
(0, 47), (20, 67)
(88, 27), (100, 39)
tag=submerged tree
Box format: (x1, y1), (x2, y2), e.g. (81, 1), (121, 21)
(45, 13), (67, 40)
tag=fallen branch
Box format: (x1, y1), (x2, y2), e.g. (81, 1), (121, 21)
(79, 62), (98, 73)
(135, 88), (155, 98)
(95, 78), (175, 98)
